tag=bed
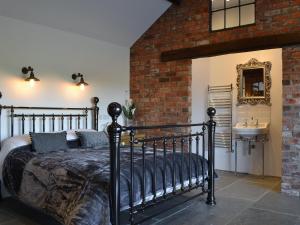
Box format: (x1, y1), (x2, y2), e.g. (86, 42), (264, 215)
(0, 97), (216, 225)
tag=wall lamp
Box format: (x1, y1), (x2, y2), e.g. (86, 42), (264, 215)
(22, 66), (40, 87)
(72, 73), (88, 90)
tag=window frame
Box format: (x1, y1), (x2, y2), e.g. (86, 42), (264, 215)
(209, 0), (256, 32)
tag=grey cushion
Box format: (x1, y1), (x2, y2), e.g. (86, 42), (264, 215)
(76, 131), (109, 148)
(30, 132), (69, 153)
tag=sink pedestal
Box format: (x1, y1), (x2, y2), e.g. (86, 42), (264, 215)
(233, 122), (269, 177)
(234, 134), (268, 177)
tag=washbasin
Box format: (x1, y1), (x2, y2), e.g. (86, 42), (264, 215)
(233, 122), (269, 137)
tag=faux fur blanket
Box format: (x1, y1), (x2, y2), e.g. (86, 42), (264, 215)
(3, 147), (207, 225)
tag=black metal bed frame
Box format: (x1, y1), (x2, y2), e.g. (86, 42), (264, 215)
(0, 97), (100, 142)
(0, 97), (216, 225)
(107, 102), (216, 225)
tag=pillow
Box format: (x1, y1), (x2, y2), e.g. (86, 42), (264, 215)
(76, 131), (109, 148)
(30, 132), (69, 153)
(67, 139), (81, 149)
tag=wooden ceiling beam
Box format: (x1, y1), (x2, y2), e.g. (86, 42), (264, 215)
(161, 32), (300, 62)
(167, 0), (181, 4)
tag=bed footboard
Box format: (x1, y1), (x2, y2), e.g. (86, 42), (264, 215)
(107, 103), (216, 225)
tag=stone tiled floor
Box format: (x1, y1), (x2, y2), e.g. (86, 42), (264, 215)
(0, 171), (300, 225)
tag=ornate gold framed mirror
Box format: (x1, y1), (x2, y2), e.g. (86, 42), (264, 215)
(236, 58), (272, 106)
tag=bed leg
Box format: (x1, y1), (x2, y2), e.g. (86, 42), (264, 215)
(206, 107), (216, 206)
(107, 102), (122, 225)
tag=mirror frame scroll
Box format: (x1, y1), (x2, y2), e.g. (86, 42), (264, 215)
(236, 58), (272, 106)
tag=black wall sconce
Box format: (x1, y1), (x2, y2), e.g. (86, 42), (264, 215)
(72, 73), (88, 90)
(22, 66), (40, 87)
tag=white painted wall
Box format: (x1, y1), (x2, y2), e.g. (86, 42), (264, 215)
(192, 49), (282, 177)
(0, 15), (129, 140)
(192, 58), (209, 127)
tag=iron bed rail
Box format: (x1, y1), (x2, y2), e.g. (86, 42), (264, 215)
(107, 102), (216, 225)
(0, 97), (100, 143)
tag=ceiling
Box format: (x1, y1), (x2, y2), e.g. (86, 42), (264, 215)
(0, 0), (171, 47)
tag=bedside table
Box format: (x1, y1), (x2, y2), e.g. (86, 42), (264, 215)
(121, 132), (145, 147)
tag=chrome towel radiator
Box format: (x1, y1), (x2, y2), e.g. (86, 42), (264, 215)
(208, 84), (233, 151)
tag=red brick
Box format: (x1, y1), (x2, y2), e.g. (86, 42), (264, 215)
(130, 0), (300, 196)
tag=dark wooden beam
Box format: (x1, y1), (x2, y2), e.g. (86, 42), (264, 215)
(161, 32), (300, 62)
(167, 0), (181, 4)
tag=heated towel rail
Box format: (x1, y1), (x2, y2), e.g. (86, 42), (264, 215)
(208, 84), (233, 151)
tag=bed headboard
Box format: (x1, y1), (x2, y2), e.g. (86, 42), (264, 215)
(0, 96), (99, 141)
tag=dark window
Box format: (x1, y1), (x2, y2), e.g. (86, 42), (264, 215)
(210, 0), (255, 31)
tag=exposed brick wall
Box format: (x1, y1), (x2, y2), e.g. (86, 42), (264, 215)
(130, 0), (300, 193)
(282, 46), (300, 197)
(131, 0), (300, 126)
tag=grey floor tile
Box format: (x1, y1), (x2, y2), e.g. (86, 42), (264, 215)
(242, 175), (281, 186)
(151, 195), (252, 225)
(0, 199), (61, 225)
(295, 217), (300, 225)
(217, 179), (272, 201)
(179, 187), (208, 199)
(0, 220), (20, 225)
(141, 196), (201, 221)
(215, 175), (240, 191)
(0, 173), (289, 225)
(216, 170), (247, 179)
(138, 219), (160, 225)
(0, 210), (15, 223)
(0, 218), (39, 225)
(121, 214), (158, 225)
(137, 194), (199, 219)
(253, 191), (300, 217)
(227, 208), (299, 225)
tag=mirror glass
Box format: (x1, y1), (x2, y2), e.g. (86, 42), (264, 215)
(237, 58), (272, 105)
(241, 68), (264, 98)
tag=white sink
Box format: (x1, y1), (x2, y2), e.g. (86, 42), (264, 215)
(233, 122), (269, 137)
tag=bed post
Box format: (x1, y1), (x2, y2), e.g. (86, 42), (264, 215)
(206, 107), (216, 206)
(107, 102), (122, 225)
(93, 97), (99, 131)
(0, 92), (2, 147)
(0, 104), (2, 149)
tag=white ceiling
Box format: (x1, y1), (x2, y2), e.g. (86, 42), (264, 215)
(0, 0), (171, 47)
